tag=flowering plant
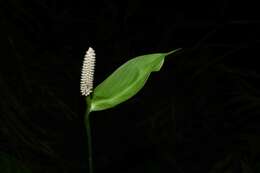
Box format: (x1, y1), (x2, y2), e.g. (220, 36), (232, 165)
(80, 47), (181, 173)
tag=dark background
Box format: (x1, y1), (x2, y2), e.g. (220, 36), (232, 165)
(1, 0), (260, 173)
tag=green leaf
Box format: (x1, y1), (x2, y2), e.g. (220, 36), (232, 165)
(89, 48), (181, 112)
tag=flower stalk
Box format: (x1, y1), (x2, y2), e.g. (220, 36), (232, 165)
(85, 96), (93, 173)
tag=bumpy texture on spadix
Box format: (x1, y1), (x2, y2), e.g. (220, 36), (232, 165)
(80, 47), (96, 96)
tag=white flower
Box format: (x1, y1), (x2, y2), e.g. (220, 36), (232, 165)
(80, 47), (96, 96)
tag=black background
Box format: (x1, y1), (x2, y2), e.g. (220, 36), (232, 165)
(1, 0), (260, 173)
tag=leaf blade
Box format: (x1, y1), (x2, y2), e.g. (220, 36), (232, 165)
(90, 49), (180, 111)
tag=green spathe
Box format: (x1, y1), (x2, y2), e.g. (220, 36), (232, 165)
(89, 48), (181, 112)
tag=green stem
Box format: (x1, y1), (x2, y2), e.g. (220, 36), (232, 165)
(85, 97), (93, 173)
